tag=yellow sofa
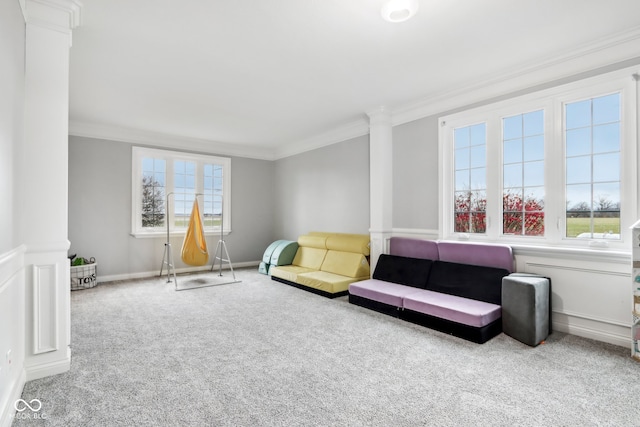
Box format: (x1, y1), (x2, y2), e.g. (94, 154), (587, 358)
(269, 232), (370, 298)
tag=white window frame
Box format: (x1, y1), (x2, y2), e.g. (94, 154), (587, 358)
(439, 68), (637, 251)
(131, 147), (232, 238)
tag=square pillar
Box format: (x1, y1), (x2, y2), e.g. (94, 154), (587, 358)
(20, 0), (81, 380)
(368, 106), (393, 272)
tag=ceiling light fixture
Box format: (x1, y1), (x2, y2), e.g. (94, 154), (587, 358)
(381, 0), (419, 23)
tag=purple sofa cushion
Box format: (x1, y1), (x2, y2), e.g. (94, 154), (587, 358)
(437, 241), (513, 273)
(372, 254), (432, 289)
(427, 261), (507, 305)
(349, 279), (419, 307)
(403, 290), (502, 328)
(389, 237), (439, 260)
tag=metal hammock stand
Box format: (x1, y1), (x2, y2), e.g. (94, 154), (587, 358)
(159, 192), (178, 285)
(159, 192), (240, 291)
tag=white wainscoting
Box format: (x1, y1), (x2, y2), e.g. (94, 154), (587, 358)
(0, 246), (26, 427)
(32, 263), (59, 355)
(22, 243), (71, 382)
(515, 252), (631, 348)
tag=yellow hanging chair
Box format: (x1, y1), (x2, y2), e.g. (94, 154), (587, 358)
(181, 199), (209, 266)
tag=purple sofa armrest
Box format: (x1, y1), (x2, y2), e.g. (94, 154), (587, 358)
(389, 237), (439, 260)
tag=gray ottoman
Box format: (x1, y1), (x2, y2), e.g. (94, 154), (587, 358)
(502, 273), (551, 346)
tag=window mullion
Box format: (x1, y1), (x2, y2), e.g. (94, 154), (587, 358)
(166, 157), (175, 231)
(222, 159), (231, 232)
(196, 160), (203, 196)
(485, 118), (501, 239)
(625, 79), (639, 237)
(132, 149), (142, 232)
(195, 161), (204, 226)
(545, 101), (562, 244)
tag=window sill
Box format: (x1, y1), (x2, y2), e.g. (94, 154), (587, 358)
(509, 243), (630, 265)
(440, 235), (631, 264)
(131, 230), (232, 239)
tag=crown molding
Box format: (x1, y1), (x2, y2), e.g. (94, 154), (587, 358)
(391, 25), (640, 127)
(366, 106), (392, 126)
(70, 117), (370, 162)
(19, 0), (27, 21)
(273, 118), (370, 160)
(68, 121), (275, 161)
(24, 0), (82, 31)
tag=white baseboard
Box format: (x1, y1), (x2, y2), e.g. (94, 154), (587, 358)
(97, 261), (260, 283)
(0, 368), (25, 427)
(25, 353), (71, 382)
(552, 318), (631, 349)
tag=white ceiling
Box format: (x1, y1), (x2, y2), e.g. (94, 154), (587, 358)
(69, 0), (640, 159)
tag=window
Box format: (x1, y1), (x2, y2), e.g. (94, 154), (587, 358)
(173, 160), (196, 228)
(203, 164), (223, 229)
(502, 110), (545, 236)
(132, 147), (231, 237)
(141, 158), (166, 228)
(454, 123), (486, 233)
(439, 69), (636, 249)
(565, 93), (621, 239)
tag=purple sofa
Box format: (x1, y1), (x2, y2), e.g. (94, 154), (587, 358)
(348, 238), (514, 343)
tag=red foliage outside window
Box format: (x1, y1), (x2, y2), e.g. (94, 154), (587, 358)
(454, 191), (544, 236)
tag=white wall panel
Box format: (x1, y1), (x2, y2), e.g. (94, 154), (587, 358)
(32, 264), (58, 355)
(517, 254), (631, 348)
(0, 0), (27, 425)
(0, 247), (26, 427)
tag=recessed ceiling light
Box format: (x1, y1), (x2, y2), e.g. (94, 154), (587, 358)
(381, 0), (419, 23)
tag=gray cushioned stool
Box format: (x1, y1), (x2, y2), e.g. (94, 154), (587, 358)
(502, 273), (551, 346)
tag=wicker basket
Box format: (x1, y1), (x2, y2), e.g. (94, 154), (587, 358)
(70, 263), (98, 290)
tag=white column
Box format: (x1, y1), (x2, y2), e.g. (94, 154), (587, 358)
(368, 106), (393, 273)
(19, 0), (81, 380)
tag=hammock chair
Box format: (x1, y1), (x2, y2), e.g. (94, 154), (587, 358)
(181, 199), (209, 266)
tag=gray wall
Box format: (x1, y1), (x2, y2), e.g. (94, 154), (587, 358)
(0, 1), (24, 253)
(392, 116), (439, 230)
(224, 155), (276, 263)
(273, 135), (370, 239)
(68, 136), (275, 278)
